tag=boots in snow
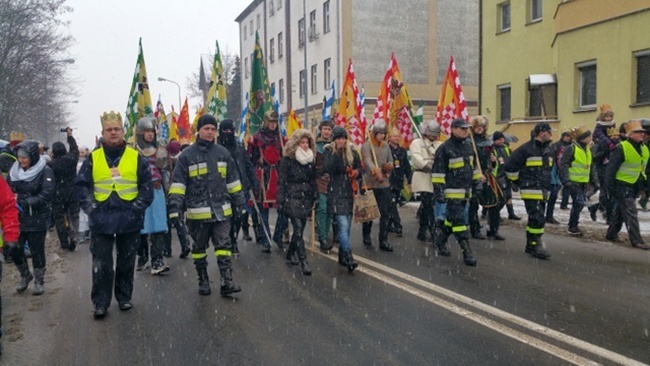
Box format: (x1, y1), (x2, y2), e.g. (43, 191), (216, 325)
(16, 263), (33, 293)
(32, 268), (45, 296)
(197, 267), (211, 295)
(458, 240), (477, 267)
(220, 268), (241, 297)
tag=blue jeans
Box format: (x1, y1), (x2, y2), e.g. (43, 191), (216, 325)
(334, 215), (352, 251)
(434, 202), (469, 224)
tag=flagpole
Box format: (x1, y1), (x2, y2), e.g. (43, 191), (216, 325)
(406, 108), (423, 140)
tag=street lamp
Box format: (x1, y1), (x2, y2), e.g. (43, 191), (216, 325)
(158, 77), (182, 111)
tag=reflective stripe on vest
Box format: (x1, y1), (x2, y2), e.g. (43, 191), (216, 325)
(569, 144), (591, 183)
(616, 140), (649, 184)
(92, 147), (139, 202)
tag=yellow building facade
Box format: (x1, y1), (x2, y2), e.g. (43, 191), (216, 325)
(482, 0), (650, 146)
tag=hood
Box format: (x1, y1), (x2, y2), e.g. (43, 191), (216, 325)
(14, 140), (41, 167)
(52, 141), (67, 158)
(283, 129), (314, 157)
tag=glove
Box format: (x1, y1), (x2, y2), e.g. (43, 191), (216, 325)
(346, 166), (359, 179)
(381, 163), (394, 174)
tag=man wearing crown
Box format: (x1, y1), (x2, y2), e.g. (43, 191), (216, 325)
(559, 126), (598, 236)
(75, 111), (153, 319)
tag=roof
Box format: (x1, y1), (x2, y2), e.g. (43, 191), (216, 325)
(235, 0), (264, 23)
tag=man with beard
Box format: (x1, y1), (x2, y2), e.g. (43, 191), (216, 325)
(217, 119), (259, 255)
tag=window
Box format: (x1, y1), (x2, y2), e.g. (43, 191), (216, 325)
(498, 84), (511, 122)
(243, 25), (247, 40)
(311, 64), (318, 94)
(527, 75), (557, 118)
(309, 10), (317, 41)
(271, 82), (276, 99)
(635, 50), (650, 104)
(269, 38), (275, 62)
(244, 57), (249, 79)
(298, 18), (305, 46)
(279, 78), (285, 104)
(249, 20), (253, 36)
(299, 69), (306, 98)
(278, 32), (284, 58)
(498, 2), (511, 32)
(323, 1), (331, 33)
(530, 0), (542, 22)
(256, 14), (260, 29)
(277, 0), (282, 10)
(324, 58), (331, 89)
(269, 0), (274, 16)
(577, 61), (597, 108)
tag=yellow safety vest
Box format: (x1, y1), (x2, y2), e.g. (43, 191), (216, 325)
(569, 144), (591, 183)
(92, 147), (139, 202)
(615, 140), (649, 184)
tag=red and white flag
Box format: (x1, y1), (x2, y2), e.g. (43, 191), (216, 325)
(336, 59), (365, 147)
(436, 56), (469, 136)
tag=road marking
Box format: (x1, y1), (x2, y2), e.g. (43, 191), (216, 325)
(313, 248), (646, 366)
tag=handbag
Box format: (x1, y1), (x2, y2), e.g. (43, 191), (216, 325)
(353, 176), (380, 223)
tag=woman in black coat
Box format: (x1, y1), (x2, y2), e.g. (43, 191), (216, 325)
(276, 129), (318, 275)
(7, 140), (55, 295)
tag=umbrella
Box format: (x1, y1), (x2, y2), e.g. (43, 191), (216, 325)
(476, 132), (519, 147)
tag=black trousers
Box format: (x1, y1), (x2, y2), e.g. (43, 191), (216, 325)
(53, 199), (79, 249)
(90, 231), (139, 309)
(607, 197), (644, 245)
(187, 220), (232, 271)
(488, 200), (506, 233)
(524, 199), (546, 242)
(138, 232), (166, 263)
(468, 197), (481, 235)
(436, 199), (470, 245)
(388, 188), (403, 230)
(418, 192), (435, 235)
(165, 212), (190, 253)
(362, 187), (392, 242)
(12, 231), (47, 270)
(288, 216), (308, 260)
(230, 211), (250, 243)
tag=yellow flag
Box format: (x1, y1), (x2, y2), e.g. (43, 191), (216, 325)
(287, 109), (303, 137)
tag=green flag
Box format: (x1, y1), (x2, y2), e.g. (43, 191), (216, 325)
(204, 40), (228, 121)
(125, 38), (153, 141)
(413, 100), (424, 126)
(247, 31), (272, 134)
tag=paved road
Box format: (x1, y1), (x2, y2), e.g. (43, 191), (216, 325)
(1, 207), (649, 365)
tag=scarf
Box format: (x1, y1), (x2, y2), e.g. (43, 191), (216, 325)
(295, 147), (314, 165)
(9, 157), (46, 182)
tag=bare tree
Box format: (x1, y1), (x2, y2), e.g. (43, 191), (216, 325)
(0, 0), (76, 144)
(185, 46), (238, 113)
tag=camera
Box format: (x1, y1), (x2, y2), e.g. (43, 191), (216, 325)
(60, 127), (69, 132)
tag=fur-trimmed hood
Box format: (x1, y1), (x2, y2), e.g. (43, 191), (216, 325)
(283, 128), (315, 157)
(469, 115), (489, 138)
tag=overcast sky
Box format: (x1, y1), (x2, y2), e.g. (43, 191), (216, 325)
(63, 0), (248, 148)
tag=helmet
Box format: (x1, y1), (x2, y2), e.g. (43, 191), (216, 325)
(419, 120), (441, 136)
(136, 117), (156, 135)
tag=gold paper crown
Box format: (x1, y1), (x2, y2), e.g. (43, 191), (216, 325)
(100, 111), (123, 128)
(570, 125), (591, 140)
(9, 130), (25, 142)
(600, 104), (613, 114)
(606, 126), (619, 137)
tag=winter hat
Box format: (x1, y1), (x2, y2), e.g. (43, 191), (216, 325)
(197, 114), (218, 131)
(451, 118), (469, 129)
(167, 140), (181, 156)
(533, 122), (555, 136)
(51, 141), (67, 158)
(219, 119), (235, 133)
(492, 131), (505, 141)
(332, 126), (347, 140)
(16, 147), (30, 158)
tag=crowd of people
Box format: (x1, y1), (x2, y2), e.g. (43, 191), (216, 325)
(0, 103), (647, 340)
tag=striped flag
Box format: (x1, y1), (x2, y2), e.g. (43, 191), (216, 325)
(154, 96), (169, 142)
(239, 92), (249, 143)
(322, 80), (335, 121)
(204, 40), (228, 121)
(436, 56), (468, 136)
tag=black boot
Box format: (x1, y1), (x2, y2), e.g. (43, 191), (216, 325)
(487, 231), (505, 241)
(528, 235), (551, 260)
(458, 239), (477, 267)
(297, 240), (311, 275)
(286, 242), (299, 265)
(362, 231), (372, 247)
(196, 267), (211, 295)
(434, 221), (451, 257)
(471, 230), (486, 240)
(32, 268), (45, 296)
(16, 263), (33, 293)
(343, 250), (358, 273)
(220, 268), (241, 296)
(507, 204), (521, 220)
(417, 226), (427, 241)
(242, 226), (252, 241)
(320, 239), (333, 253)
(379, 240), (394, 252)
(231, 239), (240, 256)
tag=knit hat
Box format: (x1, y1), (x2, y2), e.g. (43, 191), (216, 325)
(219, 119), (235, 133)
(492, 131), (505, 141)
(533, 122), (555, 135)
(197, 114), (218, 131)
(167, 140), (181, 156)
(332, 126), (347, 140)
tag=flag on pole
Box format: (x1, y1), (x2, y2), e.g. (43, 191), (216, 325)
(239, 92), (249, 143)
(168, 106), (179, 142)
(374, 53), (415, 146)
(125, 38), (153, 141)
(322, 80), (336, 121)
(436, 56), (469, 136)
(248, 31), (273, 134)
(270, 83), (285, 137)
(413, 100), (424, 126)
(359, 85), (367, 141)
(191, 105), (204, 142)
(335, 59), (364, 147)
(154, 96), (169, 142)
(177, 98), (191, 143)
(287, 109), (303, 137)
(204, 40), (228, 121)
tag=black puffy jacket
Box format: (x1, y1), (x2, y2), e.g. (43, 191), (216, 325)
(168, 138), (246, 222)
(323, 142), (362, 215)
(432, 135), (482, 201)
(7, 140), (55, 232)
(504, 138), (552, 192)
(217, 136), (259, 194)
(47, 135), (79, 204)
(389, 144), (411, 190)
(277, 156), (317, 219)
